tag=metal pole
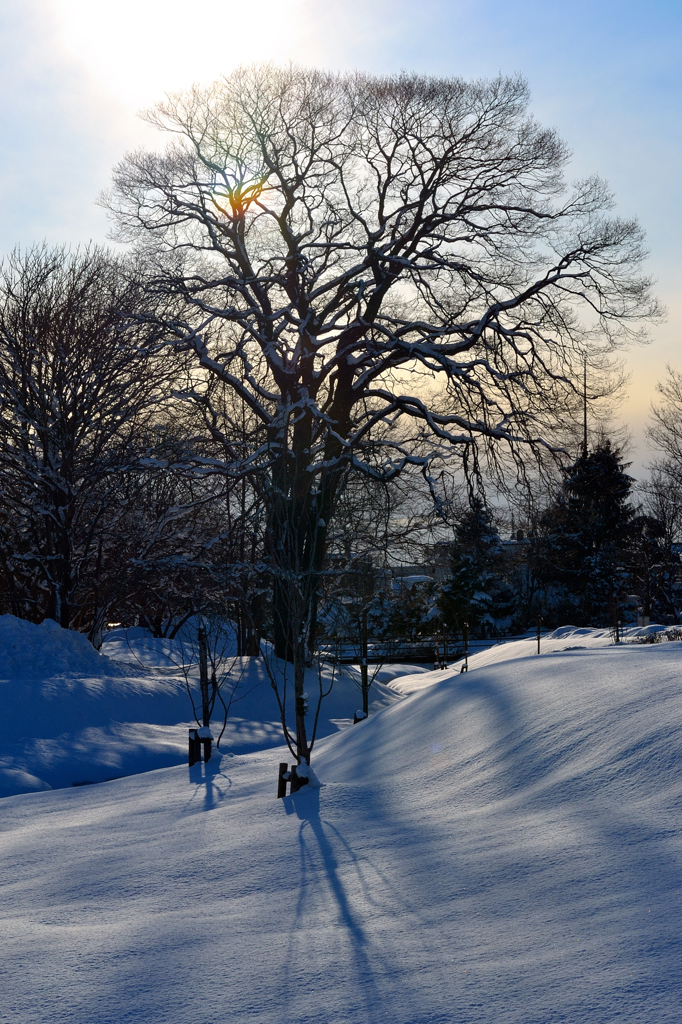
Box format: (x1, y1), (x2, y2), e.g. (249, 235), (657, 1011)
(361, 607), (369, 717)
(198, 626), (210, 727)
(198, 626), (212, 762)
(583, 357), (588, 457)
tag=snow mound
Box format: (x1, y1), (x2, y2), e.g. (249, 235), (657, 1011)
(102, 621), (238, 669)
(388, 624), (673, 695)
(0, 614), (126, 678)
(0, 766), (52, 797)
(1, 638), (682, 1023)
(0, 618), (401, 794)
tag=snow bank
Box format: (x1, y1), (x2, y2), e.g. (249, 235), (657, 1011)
(0, 766), (52, 797)
(2, 637), (682, 1023)
(387, 624), (671, 694)
(0, 617), (400, 794)
(0, 613), (126, 678)
(102, 620), (239, 669)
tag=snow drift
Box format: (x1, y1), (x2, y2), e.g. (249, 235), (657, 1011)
(0, 615), (402, 793)
(1, 636), (681, 1023)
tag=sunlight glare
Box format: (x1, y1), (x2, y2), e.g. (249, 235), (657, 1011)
(50, 0), (306, 109)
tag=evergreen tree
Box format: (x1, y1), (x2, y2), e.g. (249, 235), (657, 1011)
(439, 499), (515, 636)
(627, 514), (680, 623)
(532, 441), (634, 624)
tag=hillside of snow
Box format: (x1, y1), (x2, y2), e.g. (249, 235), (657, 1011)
(2, 633), (681, 1023)
(0, 615), (412, 795)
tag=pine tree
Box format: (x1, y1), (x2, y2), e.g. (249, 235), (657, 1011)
(439, 499), (515, 636)
(533, 441), (634, 624)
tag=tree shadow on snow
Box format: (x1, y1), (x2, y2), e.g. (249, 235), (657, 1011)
(186, 756), (232, 812)
(278, 787), (387, 1019)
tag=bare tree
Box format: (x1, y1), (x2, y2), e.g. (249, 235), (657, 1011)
(0, 245), (169, 630)
(102, 65), (659, 764)
(648, 367), (682, 468)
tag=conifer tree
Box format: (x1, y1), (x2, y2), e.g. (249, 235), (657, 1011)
(533, 441), (634, 624)
(439, 499), (514, 636)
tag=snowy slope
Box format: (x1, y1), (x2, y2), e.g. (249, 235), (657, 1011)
(1, 639), (681, 1023)
(389, 623), (666, 693)
(0, 616), (403, 794)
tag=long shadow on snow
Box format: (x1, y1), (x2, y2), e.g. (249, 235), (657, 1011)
(277, 786), (391, 1022)
(186, 757), (232, 811)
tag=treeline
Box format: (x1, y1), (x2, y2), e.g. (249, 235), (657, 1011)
(359, 440), (682, 643)
(0, 245), (266, 649)
(0, 246), (679, 647)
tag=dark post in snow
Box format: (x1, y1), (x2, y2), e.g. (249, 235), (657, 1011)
(188, 729), (202, 766)
(198, 626), (212, 762)
(277, 762), (289, 799)
(537, 616), (542, 655)
(614, 607), (620, 644)
(461, 621), (469, 673)
(289, 765), (308, 794)
(360, 607), (369, 718)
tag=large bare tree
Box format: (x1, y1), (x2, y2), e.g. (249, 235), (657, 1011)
(0, 245), (168, 630)
(102, 65), (659, 764)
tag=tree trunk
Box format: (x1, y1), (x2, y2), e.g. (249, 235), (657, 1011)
(198, 626), (210, 727)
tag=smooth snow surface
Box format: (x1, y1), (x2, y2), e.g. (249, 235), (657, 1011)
(2, 636), (681, 1023)
(389, 624), (667, 693)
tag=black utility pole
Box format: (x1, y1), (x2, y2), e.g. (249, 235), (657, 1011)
(198, 625), (212, 761)
(360, 607), (369, 717)
(583, 357), (588, 457)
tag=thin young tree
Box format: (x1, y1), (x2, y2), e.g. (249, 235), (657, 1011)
(102, 64), (659, 764)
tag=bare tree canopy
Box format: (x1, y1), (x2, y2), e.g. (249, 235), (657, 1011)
(102, 64), (660, 763)
(0, 244), (167, 630)
(648, 366), (682, 467)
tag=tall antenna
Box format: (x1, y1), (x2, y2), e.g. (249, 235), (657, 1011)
(582, 357), (588, 457)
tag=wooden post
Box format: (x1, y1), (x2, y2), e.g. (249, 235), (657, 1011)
(463, 621), (469, 673)
(277, 761), (289, 799)
(614, 607), (620, 644)
(537, 615), (542, 655)
(360, 607), (369, 717)
(289, 765), (309, 794)
(188, 728), (201, 766)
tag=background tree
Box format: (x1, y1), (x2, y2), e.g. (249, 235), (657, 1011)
(625, 513), (678, 623)
(636, 474), (682, 623)
(0, 245), (169, 631)
(103, 64), (659, 764)
(439, 498), (515, 636)
(531, 441), (634, 625)
(648, 366), (682, 470)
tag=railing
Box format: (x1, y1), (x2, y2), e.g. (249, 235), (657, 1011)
(316, 631), (547, 665)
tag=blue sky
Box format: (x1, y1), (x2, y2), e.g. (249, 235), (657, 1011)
(1, 0), (680, 476)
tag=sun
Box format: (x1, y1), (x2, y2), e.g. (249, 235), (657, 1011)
(50, 0), (306, 109)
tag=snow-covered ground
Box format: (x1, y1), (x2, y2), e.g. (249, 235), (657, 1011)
(0, 615), (418, 794)
(1, 620), (681, 1022)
